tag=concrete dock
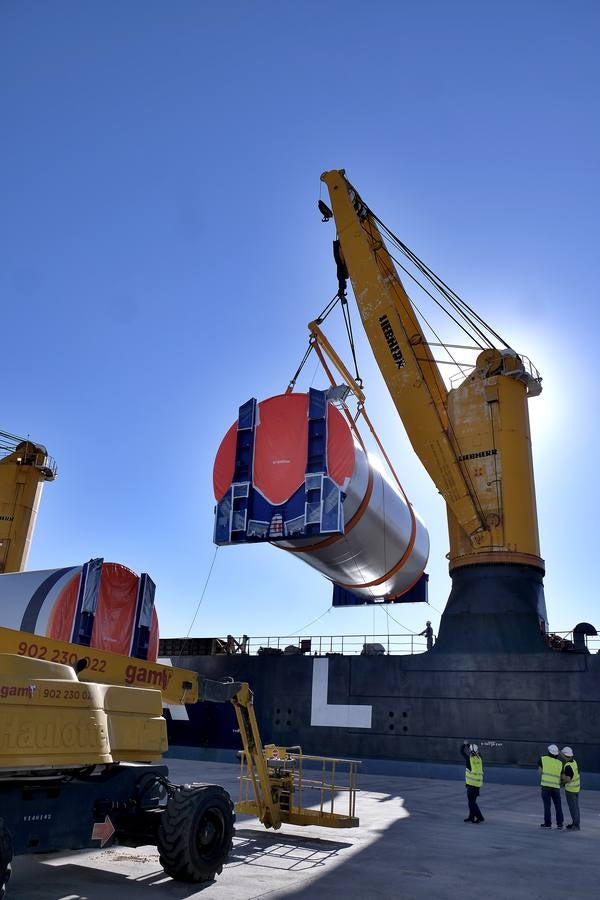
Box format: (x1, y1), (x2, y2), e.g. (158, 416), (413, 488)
(8, 759), (600, 899)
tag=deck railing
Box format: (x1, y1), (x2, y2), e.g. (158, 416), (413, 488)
(159, 630), (600, 659)
(246, 633), (430, 656)
(549, 631), (600, 652)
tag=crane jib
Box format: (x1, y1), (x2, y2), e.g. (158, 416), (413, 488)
(321, 168), (544, 571)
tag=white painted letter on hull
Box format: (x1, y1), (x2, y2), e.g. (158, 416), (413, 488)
(310, 658), (372, 728)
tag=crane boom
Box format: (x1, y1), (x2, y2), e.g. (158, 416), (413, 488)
(321, 170), (488, 545)
(320, 169), (544, 578)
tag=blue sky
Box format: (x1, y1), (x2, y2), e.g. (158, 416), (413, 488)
(2, 1), (599, 644)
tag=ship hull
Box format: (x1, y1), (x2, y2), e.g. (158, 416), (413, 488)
(165, 647), (600, 772)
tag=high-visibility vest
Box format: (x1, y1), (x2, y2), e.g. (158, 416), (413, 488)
(465, 755), (483, 787)
(540, 755), (562, 788)
(565, 759), (580, 794)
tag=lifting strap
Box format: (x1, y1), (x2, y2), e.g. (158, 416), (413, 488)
(306, 339), (419, 597)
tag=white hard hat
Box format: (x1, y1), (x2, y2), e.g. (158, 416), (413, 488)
(548, 744), (559, 755)
(561, 746), (574, 757)
(469, 744), (479, 753)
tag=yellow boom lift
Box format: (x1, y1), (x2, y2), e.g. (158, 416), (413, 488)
(0, 426), (357, 895)
(0, 624), (358, 897)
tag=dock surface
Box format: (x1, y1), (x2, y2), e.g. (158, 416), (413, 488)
(9, 759), (599, 899)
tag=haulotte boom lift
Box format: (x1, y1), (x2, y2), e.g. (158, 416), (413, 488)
(316, 170), (547, 652)
(0, 626), (359, 897)
(0, 436), (357, 897)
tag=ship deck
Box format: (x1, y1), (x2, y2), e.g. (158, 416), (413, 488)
(10, 758), (599, 899)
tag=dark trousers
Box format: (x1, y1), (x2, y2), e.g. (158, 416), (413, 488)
(565, 791), (580, 827)
(466, 786), (483, 821)
(541, 787), (563, 826)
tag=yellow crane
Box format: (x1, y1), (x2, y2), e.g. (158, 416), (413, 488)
(317, 170), (547, 650)
(0, 432), (56, 574)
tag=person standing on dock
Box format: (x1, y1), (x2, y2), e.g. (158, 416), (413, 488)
(538, 744), (564, 829)
(461, 742), (484, 823)
(420, 621), (434, 650)
(560, 746), (581, 830)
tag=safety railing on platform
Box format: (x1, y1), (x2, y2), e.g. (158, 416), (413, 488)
(237, 745), (360, 828)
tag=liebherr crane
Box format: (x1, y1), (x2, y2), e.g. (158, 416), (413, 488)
(318, 170), (547, 652)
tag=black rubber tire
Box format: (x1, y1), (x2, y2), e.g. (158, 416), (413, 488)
(0, 818), (13, 900)
(157, 784), (235, 883)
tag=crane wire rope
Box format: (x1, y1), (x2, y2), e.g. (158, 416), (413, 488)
(381, 604), (418, 635)
(385, 596), (390, 646)
(373, 244), (472, 377)
(365, 245), (489, 528)
(290, 604), (332, 636)
(368, 208), (512, 351)
(339, 291), (362, 385)
(308, 355), (322, 387)
(361, 217), (489, 354)
(371, 238), (492, 527)
(287, 293), (340, 392)
(176, 545), (220, 664)
(426, 598), (444, 615)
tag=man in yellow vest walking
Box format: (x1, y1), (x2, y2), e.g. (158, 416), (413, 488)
(560, 746), (581, 831)
(461, 742), (484, 823)
(538, 744), (564, 829)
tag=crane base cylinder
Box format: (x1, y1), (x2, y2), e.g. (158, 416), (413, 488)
(435, 563), (548, 653)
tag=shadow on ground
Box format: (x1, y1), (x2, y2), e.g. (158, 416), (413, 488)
(229, 828), (353, 872)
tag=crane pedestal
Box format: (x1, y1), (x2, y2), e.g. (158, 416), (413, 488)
(435, 563), (548, 654)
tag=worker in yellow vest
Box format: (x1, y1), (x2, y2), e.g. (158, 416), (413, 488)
(560, 746), (581, 831)
(461, 742), (484, 823)
(538, 744), (564, 829)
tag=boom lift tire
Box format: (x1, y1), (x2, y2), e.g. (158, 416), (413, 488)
(157, 784), (235, 883)
(0, 819), (12, 900)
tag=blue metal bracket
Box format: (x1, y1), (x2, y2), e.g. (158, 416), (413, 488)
(130, 572), (156, 660)
(214, 392), (344, 546)
(332, 572), (429, 607)
(70, 557), (104, 647)
(214, 399), (258, 544)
